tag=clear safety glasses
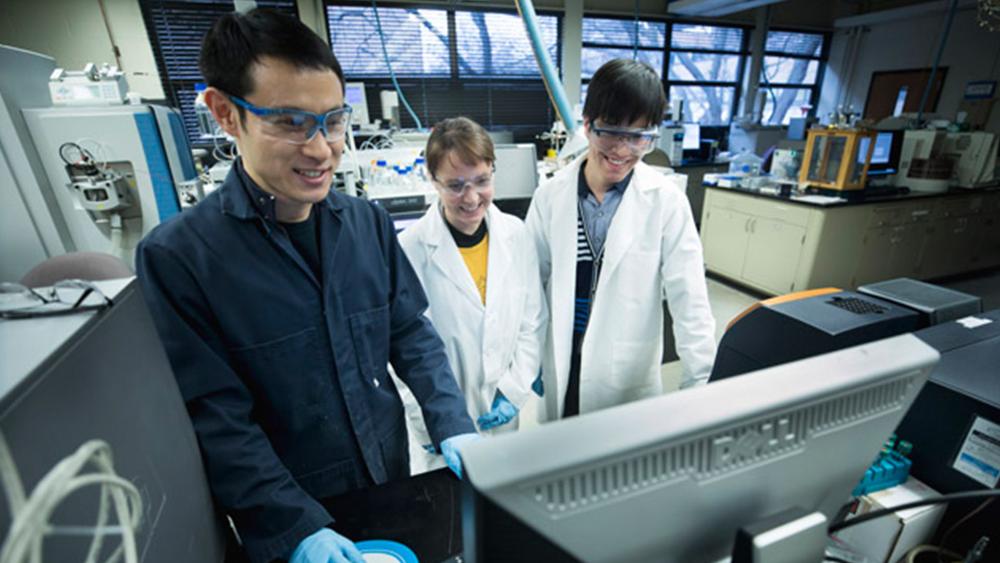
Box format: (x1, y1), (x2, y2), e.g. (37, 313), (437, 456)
(0, 279), (113, 319)
(228, 95), (353, 145)
(433, 166), (496, 197)
(588, 121), (660, 155)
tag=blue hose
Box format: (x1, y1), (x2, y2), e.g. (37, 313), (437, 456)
(515, 0), (576, 135)
(371, 0), (423, 130)
(916, 0), (958, 124)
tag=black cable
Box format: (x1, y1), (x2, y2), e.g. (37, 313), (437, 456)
(825, 557), (852, 563)
(936, 497), (995, 563)
(828, 489), (1000, 533)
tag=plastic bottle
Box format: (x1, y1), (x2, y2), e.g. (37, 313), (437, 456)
(413, 157), (428, 184)
(373, 160), (388, 188)
(395, 167), (408, 193)
(403, 166), (416, 192)
(729, 149), (763, 176)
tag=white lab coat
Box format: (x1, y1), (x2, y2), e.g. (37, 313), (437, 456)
(398, 203), (547, 437)
(525, 155), (716, 420)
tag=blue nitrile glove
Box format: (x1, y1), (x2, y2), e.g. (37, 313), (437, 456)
(440, 433), (481, 479)
(477, 391), (519, 431)
(290, 528), (365, 563)
(532, 372), (544, 397)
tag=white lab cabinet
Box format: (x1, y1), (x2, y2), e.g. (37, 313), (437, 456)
(701, 186), (1000, 296)
(701, 189), (815, 294)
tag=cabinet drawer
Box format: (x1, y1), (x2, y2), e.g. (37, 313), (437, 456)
(936, 196), (984, 218)
(737, 198), (811, 228)
(868, 206), (907, 228)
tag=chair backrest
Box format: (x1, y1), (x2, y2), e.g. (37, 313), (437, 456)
(642, 148), (672, 167)
(20, 252), (133, 288)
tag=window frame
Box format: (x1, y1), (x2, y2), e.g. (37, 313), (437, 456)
(757, 27), (831, 125)
(325, 0), (563, 133)
(579, 14), (668, 83)
(139, 0), (300, 147)
(665, 20), (751, 127)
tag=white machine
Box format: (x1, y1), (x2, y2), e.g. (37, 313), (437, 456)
(23, 104), (202, 264)
(0, 45), (200, 274)
(896, 129), (997, 192)
(493, 143), (540, 200)
(344, 82), (371, 127)
(0, 45), (64, 282)
(657, 126), (685, 166)
(940, 131), (998, 188)
(48, 63), (129, 106)
(896, 129), (950, 193)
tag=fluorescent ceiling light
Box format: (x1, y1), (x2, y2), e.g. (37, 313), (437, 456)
(669, 0), (787, 17)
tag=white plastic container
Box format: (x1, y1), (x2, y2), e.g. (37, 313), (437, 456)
(729, 149), (764, 175)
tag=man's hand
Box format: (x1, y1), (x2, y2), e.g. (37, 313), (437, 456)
(290, 528), (364, 563)
(477, 392), (518, 431)
(440, 433), (481, 479)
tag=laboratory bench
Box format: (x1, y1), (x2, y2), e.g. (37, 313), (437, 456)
(699, 184), (1000, 296)
(674, 160), (729, 228)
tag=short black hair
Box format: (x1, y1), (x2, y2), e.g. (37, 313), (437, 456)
(583, 59), (666, 128)
(199, 8), (344, 102)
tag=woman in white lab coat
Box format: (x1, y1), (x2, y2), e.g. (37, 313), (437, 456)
(525, 59), (717, 421)
(398, 117), (546, 449)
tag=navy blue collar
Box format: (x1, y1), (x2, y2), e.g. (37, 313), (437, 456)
(577, 160), (633, 198)
(219, 158), (346, 221)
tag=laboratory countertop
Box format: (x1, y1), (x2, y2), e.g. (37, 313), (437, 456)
(673, 160), (728, 169)
(704, 183), (1000, 208)
(0, 277), (134, 405)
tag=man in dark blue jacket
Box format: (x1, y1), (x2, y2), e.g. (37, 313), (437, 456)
(135, 9), (477, 563)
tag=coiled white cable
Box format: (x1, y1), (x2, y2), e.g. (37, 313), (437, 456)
(0, 433), (142, 563)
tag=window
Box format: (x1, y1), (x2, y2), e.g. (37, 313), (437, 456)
(667, 24), (747, 126)
(328, 6), (450, 77)
(581, 17), (666, 79)
(455, 11), (558, 77)
(140, 0), (299, 145)
(326, 3), (560, 135)
(758, 30), (826, 125)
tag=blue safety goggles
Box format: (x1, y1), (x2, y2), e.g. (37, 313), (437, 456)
(228, 95), (353, 145)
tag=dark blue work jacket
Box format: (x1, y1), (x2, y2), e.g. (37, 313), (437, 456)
(135, 163), (474, 563)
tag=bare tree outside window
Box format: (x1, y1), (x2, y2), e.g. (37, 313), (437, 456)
(760, 32), (824, 125)
(667, 24), (745, 125)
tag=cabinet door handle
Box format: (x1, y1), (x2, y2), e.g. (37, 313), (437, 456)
(749, 218), (756, 234)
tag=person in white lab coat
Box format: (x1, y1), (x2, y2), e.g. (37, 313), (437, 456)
(525, 59), (716, 421)
(399, 117), (547, 446)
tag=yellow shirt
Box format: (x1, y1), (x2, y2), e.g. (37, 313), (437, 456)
(458, 234), (489, 304)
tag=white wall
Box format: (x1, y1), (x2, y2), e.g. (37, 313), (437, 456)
(0, 0), (165, 100)
(818, 5), (1000, 131)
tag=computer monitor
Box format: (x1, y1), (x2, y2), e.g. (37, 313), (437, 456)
(682, 123), (701, 150)
(858, 131), (902, 173)
(461, 334), (938, 563)
(344, 82), (370, 126)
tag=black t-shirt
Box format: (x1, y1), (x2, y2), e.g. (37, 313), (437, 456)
(444, 217), (488, 248)
(280, 207), (322, 280)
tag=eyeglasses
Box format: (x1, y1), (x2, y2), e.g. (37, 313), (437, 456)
(588, 121), (660, 155)
(0, 279), (113, 319)
(432, 166), (496, 196)
(228, 95), (353, 145)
